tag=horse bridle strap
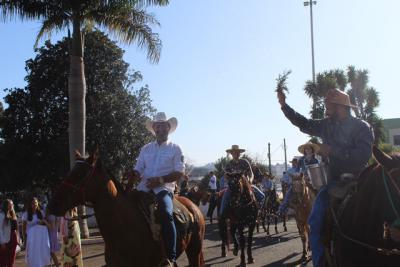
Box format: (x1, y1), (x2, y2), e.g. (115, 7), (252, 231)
(330, 207), (400, 256)
(61, 160), (97, 203)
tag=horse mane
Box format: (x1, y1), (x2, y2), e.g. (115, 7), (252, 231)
(96, 158), (126, 194)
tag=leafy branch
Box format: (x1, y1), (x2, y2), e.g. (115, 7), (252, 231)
(275, 70), (292, 93)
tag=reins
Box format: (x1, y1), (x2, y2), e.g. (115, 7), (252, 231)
(331, 167), (400, 256)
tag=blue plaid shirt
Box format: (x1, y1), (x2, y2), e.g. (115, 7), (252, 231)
(282, 104), (374, 180)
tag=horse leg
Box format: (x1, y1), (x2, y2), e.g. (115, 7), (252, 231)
(218, 219), (227, 257)
(247, 222), (255, 264)
(238, 224), (246, 266)
(266, 214), (270, 235)
(230, 223), (239, 256)
(283, 215), (287, 232)
(296, 221), (307, 262)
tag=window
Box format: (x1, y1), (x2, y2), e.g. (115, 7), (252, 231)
(393, 135), (400, 146)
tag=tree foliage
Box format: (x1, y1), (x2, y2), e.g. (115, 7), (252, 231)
(303, 66), (384, 143)
(0, 31), (155, 191)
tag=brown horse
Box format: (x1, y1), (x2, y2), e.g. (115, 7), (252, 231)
(289, 173), (316, 262)
(332, 146), (400, 267)
(49, 151), (205, 267)
(218, 173), (258, 267)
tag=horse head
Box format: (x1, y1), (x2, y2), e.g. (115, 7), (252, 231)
(49, 149), (116, 216)
(291, 173), (306, 196)
(373, 145), (400, 178)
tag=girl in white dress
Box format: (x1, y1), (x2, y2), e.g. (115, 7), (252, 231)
(22, 197), (51, 267)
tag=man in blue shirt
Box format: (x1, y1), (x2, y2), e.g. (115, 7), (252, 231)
(277, 88), (374, 267)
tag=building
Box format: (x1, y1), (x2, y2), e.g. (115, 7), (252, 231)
(382, 118), (400, 147)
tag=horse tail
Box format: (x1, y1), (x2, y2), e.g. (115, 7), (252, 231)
(176, 196), (205, 267)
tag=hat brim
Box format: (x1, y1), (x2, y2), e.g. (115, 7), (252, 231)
(298, 143), (320, 154)
(145, 117), (178, 136)
(226, 149), (245, 153)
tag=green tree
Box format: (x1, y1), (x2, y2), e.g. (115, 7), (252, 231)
(303, 66), (383, 143)
(0, 1), (167, 235)
(0, 31), (154, 197)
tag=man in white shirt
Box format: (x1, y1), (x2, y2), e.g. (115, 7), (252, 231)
(129, 112), (184, 267)
(208, 171), (218, 192)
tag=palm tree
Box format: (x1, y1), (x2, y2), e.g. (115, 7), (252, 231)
(1, 0), (168, 236)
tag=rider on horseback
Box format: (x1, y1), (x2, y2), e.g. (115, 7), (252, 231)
(219, 145), (265, 218)
(277, 88), (374, 267)
(128, 112), (184, 267)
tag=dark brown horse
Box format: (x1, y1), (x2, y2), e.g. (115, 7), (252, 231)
(332, 146), (400, 267)
(49, 151), (205, 267)
(257, 188), (287, 235)
(218, 173), (258, 267)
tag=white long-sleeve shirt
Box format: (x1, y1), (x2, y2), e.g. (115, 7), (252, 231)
(135, 140), (185, 194)
(0, 212), (11, 244)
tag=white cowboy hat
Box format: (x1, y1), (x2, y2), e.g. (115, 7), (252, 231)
(145, 112), (178, 135)
(226, 145), (246, 154)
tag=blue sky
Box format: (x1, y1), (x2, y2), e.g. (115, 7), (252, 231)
(1, 0), (399, 166)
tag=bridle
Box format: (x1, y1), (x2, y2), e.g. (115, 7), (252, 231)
(331, 165), (400, 256)
(60, 160), (97, 206)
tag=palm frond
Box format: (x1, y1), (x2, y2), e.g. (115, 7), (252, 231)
(275, 70), (291, 93)
(0, 0), (48, 22)
(35, 15), (70, 47)
(87, 5), (161, 63)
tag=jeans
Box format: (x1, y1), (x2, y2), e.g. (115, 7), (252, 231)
(251, 185), (265, 206)
(156, 190), (177, 262)
(308, 185), (329, 267)
(278, 184), (292, 215)
(219, 188), (231, 217)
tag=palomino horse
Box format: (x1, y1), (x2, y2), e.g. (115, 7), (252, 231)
(289, 173), (316, 262)
(257, 188), (287, 235)
(49, 151), (205, 267)
(332, 146), (400, 267)
(218, 173), (258, 266)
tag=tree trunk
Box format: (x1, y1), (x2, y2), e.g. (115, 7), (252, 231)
(68, 17), (89, 238)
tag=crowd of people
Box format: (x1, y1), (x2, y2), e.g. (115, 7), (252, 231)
(0, 197), (83, 267)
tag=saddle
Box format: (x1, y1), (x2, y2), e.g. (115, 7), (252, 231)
(322, 174), (359, 248)
(133, 191), (194, 242)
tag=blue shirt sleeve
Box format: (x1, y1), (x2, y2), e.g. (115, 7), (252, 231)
(281, 103), (325, 137)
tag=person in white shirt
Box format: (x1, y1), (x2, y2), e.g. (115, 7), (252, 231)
(128, 112), (184, 267)
(208, 171), (218, 192)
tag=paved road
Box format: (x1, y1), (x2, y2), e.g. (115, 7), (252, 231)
(15, 219), (312, 267)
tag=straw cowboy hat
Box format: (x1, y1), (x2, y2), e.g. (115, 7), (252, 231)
(226, 145), (245, 154)
(298, 142), (320, 154)
(145, 112), (178, 135)
(325, 89), (355, 107)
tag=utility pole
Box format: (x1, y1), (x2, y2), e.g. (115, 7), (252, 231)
(284, 138), (288, 171)
(304, 0), (317, 83)
(268, 142), (272, 174)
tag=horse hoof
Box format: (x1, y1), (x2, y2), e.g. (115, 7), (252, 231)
(248, 258), (255, 264)
(221, 249), (227, 257)
(240, 262), (247, 267)
(284, 227), (288, 232)
(233, 247), (238, 256)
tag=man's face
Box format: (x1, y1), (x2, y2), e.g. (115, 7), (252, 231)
(153, 122), (170, 141)
(324, 101), (337, 118)
(231, 151), (240, 160)
(292, 160), (298, 167)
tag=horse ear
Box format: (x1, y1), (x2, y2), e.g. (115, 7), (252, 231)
(75, 150), (82, 159)
(87, 147), (99, 165)
(373, 145), (395, 171)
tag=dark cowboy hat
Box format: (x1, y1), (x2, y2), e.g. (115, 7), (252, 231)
(325, 89), (356, 108)
(226, 145), (245, 153)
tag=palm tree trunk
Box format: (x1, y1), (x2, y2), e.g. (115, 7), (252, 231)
(68, 17), (89, 238)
